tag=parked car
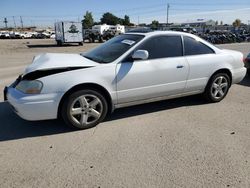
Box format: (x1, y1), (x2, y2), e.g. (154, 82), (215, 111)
(10, 32), (22, 39)
(244, 53), (250, 75)
(50, 33), (56, 39)
(0, 31), (4, 39)
(21, 32), (33, 39)
(4, 31), (247, 129)
(35, 33), (48, 39)
(0, 31), (10, 39)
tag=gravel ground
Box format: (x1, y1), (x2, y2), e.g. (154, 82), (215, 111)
(0, 39), (250, 188)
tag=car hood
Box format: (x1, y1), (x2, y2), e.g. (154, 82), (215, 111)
(24, 53), (99, 75)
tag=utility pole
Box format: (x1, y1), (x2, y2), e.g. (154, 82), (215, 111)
(20, 16), (23, 29)
(138, 16), (140, 26)
(166, 3), (170, 25)
(4, 17), (8, 28)
(13, 16), (16, 28)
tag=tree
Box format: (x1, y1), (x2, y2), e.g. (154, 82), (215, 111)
(94, 21), (101, 25)
(101, 12), (120, 25)
(123, 15), (130, 25)
(232, 19), (241, 28)
(82, 11), (94, 29)
(118, 18), (124, 25)
(220, 21), (223, 25)
(151, 20), (159, 29)
(215, 21), (218, 26)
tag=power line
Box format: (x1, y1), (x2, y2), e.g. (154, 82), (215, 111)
(1, 2), (250, 27)
(0, 2), (249, 19)
(169, 2), (250, 6)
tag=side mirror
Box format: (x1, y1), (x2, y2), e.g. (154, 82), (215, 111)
(132, 50), (149, 60)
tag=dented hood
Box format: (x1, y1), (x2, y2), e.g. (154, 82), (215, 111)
(24, 53), (99, 75)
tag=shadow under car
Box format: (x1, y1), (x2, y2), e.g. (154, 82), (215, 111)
(0, 95), (207, 142)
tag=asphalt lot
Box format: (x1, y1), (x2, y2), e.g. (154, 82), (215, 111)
(0, 39), (250, 188)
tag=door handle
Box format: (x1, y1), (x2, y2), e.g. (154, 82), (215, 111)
(176, 65), (184, 69)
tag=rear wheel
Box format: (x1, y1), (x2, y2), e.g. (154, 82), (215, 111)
(61, 90), (108, 129)
(204, 73), (230, 102)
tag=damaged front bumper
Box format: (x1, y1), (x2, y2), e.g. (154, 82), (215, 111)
(3, 75), (63, 121)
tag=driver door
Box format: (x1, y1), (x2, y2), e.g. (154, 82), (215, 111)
(116, 35), (189, 104)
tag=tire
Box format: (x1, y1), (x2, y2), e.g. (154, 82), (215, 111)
(247, 69), (250, 76)
(88, 38), (93, 43)
(56, 41), (62, 46)
(204, 73), (230, 102)
(99, 36), (104, 43)
(79, 42), (83, 46)
(61, 89), (108, 129)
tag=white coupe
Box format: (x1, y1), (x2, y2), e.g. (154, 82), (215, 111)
(4, 31), (246, 129)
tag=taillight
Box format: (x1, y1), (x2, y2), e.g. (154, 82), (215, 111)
(243, 58), (247, 64)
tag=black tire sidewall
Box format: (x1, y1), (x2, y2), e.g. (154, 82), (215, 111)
(61, 89), (108, 129)
(205, 73), (230, 102)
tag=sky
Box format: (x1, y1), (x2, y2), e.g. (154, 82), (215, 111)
(0, 0), (250, 28)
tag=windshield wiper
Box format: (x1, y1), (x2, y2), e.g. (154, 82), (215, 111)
(96, 59), (108, 64)
(82, 55), (108, 64)
(82, 55), (99, 63)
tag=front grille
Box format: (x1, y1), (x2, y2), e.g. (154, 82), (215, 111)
(11, 75), (22, 88)
(3, 87), (8, 101)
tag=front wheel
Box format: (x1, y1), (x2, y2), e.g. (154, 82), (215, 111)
(204, 73), (230, 102)
(61, 90), (108, 129)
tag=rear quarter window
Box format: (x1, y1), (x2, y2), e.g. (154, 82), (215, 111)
(184, 36), (215, 56)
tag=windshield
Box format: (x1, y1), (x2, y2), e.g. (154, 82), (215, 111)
(81, 34), (144, 63)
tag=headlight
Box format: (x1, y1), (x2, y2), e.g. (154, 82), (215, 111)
(16, 80), (43, 94)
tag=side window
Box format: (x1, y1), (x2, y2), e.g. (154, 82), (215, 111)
(137, 35), (183, 59)
(184, 36), (215, 56)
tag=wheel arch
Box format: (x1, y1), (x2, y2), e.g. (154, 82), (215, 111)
(57, 83), (114, 119)
(208, 68), (232, 87)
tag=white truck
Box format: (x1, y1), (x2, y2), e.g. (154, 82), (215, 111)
(91, 24), (110, 35)
(91, 24), (125, 35)
(109, 24), (125, 34)
(55, 21), (83, 46)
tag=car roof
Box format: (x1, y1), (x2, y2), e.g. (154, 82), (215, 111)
(125, 30), (221, 53)
(125, 30), (196, 37)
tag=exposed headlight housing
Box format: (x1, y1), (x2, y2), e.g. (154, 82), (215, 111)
(16, 80), (43, 94)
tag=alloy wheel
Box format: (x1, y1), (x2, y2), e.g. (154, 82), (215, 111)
(69, 94), (103, 127)
(210, 76), (229, 100)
